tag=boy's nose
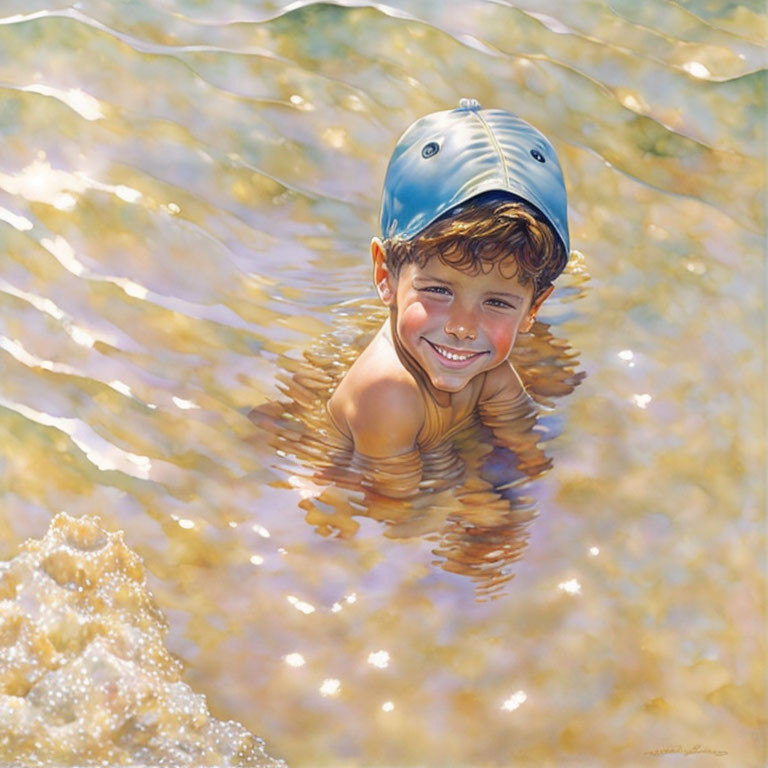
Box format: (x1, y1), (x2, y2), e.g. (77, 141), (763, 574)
(445, 311), (477, 341)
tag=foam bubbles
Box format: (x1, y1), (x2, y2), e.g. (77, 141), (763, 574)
(0, 513), (284, 767)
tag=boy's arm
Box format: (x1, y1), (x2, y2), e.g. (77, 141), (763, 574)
(478, 362), (551, 479)
(346, 378), (425, 498)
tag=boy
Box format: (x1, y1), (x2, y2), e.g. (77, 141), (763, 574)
(327, 99), (570, 493)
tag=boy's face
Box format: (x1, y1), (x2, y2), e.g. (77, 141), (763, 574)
(373, 240), (553, 394)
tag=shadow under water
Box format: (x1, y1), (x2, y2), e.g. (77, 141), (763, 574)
(249, 258), (587, 599)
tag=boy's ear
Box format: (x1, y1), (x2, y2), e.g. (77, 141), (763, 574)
(519, 284), (555, 333)
(371, 237), (395, 306)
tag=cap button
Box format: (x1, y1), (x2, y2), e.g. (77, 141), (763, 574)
(458, 98), (481, 111)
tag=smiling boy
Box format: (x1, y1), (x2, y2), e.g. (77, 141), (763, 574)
(327, 100), (570, 489)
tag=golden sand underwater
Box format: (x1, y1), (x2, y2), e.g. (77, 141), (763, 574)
(0, 1), (765, 766)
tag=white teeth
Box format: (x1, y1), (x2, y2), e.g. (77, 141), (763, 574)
(434, 344), (474, 361)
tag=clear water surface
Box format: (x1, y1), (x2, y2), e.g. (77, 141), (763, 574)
(0, 1), (765, 766)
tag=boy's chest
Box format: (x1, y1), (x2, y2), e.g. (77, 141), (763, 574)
(422, 373), (485, 441)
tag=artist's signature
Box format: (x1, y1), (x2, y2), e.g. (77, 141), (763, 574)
(645, 744), (728, 757)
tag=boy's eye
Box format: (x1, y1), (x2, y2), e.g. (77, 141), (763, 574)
(486, 298), (517, 309)
(420, 286), (451, 295)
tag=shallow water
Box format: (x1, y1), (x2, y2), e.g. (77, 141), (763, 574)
(0, 1), (766, 766)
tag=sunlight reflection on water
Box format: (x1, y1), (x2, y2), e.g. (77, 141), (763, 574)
(0, 1), (765, 766)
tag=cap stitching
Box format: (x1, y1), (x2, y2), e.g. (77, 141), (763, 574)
(471, 110), (509, 188)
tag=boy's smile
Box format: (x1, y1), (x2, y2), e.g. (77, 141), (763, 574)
(374, 245), (551, 397)
(394, 258), (527, 393)
(424, 339), (486, 366)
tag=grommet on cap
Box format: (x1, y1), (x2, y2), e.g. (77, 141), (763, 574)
(422, 141), (439, 158)
(458, 98), (481, 111)
(530, 149), (545, 163)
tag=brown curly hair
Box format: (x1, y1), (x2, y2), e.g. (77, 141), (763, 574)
(382, 192), (568, 301)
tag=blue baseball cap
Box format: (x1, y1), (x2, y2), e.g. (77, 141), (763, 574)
(380, 99), (570, 254)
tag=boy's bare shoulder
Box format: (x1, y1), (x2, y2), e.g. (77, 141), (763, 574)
(328, 326), (425, 457)
(336, 375), (424, 458)
(480, 360), (526, 403)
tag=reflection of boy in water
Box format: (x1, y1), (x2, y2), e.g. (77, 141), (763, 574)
(327, 99), (570, 496)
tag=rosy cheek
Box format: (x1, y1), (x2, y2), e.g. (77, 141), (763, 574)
(484, 319), (517, 357)
(398, 302), (432, 339)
